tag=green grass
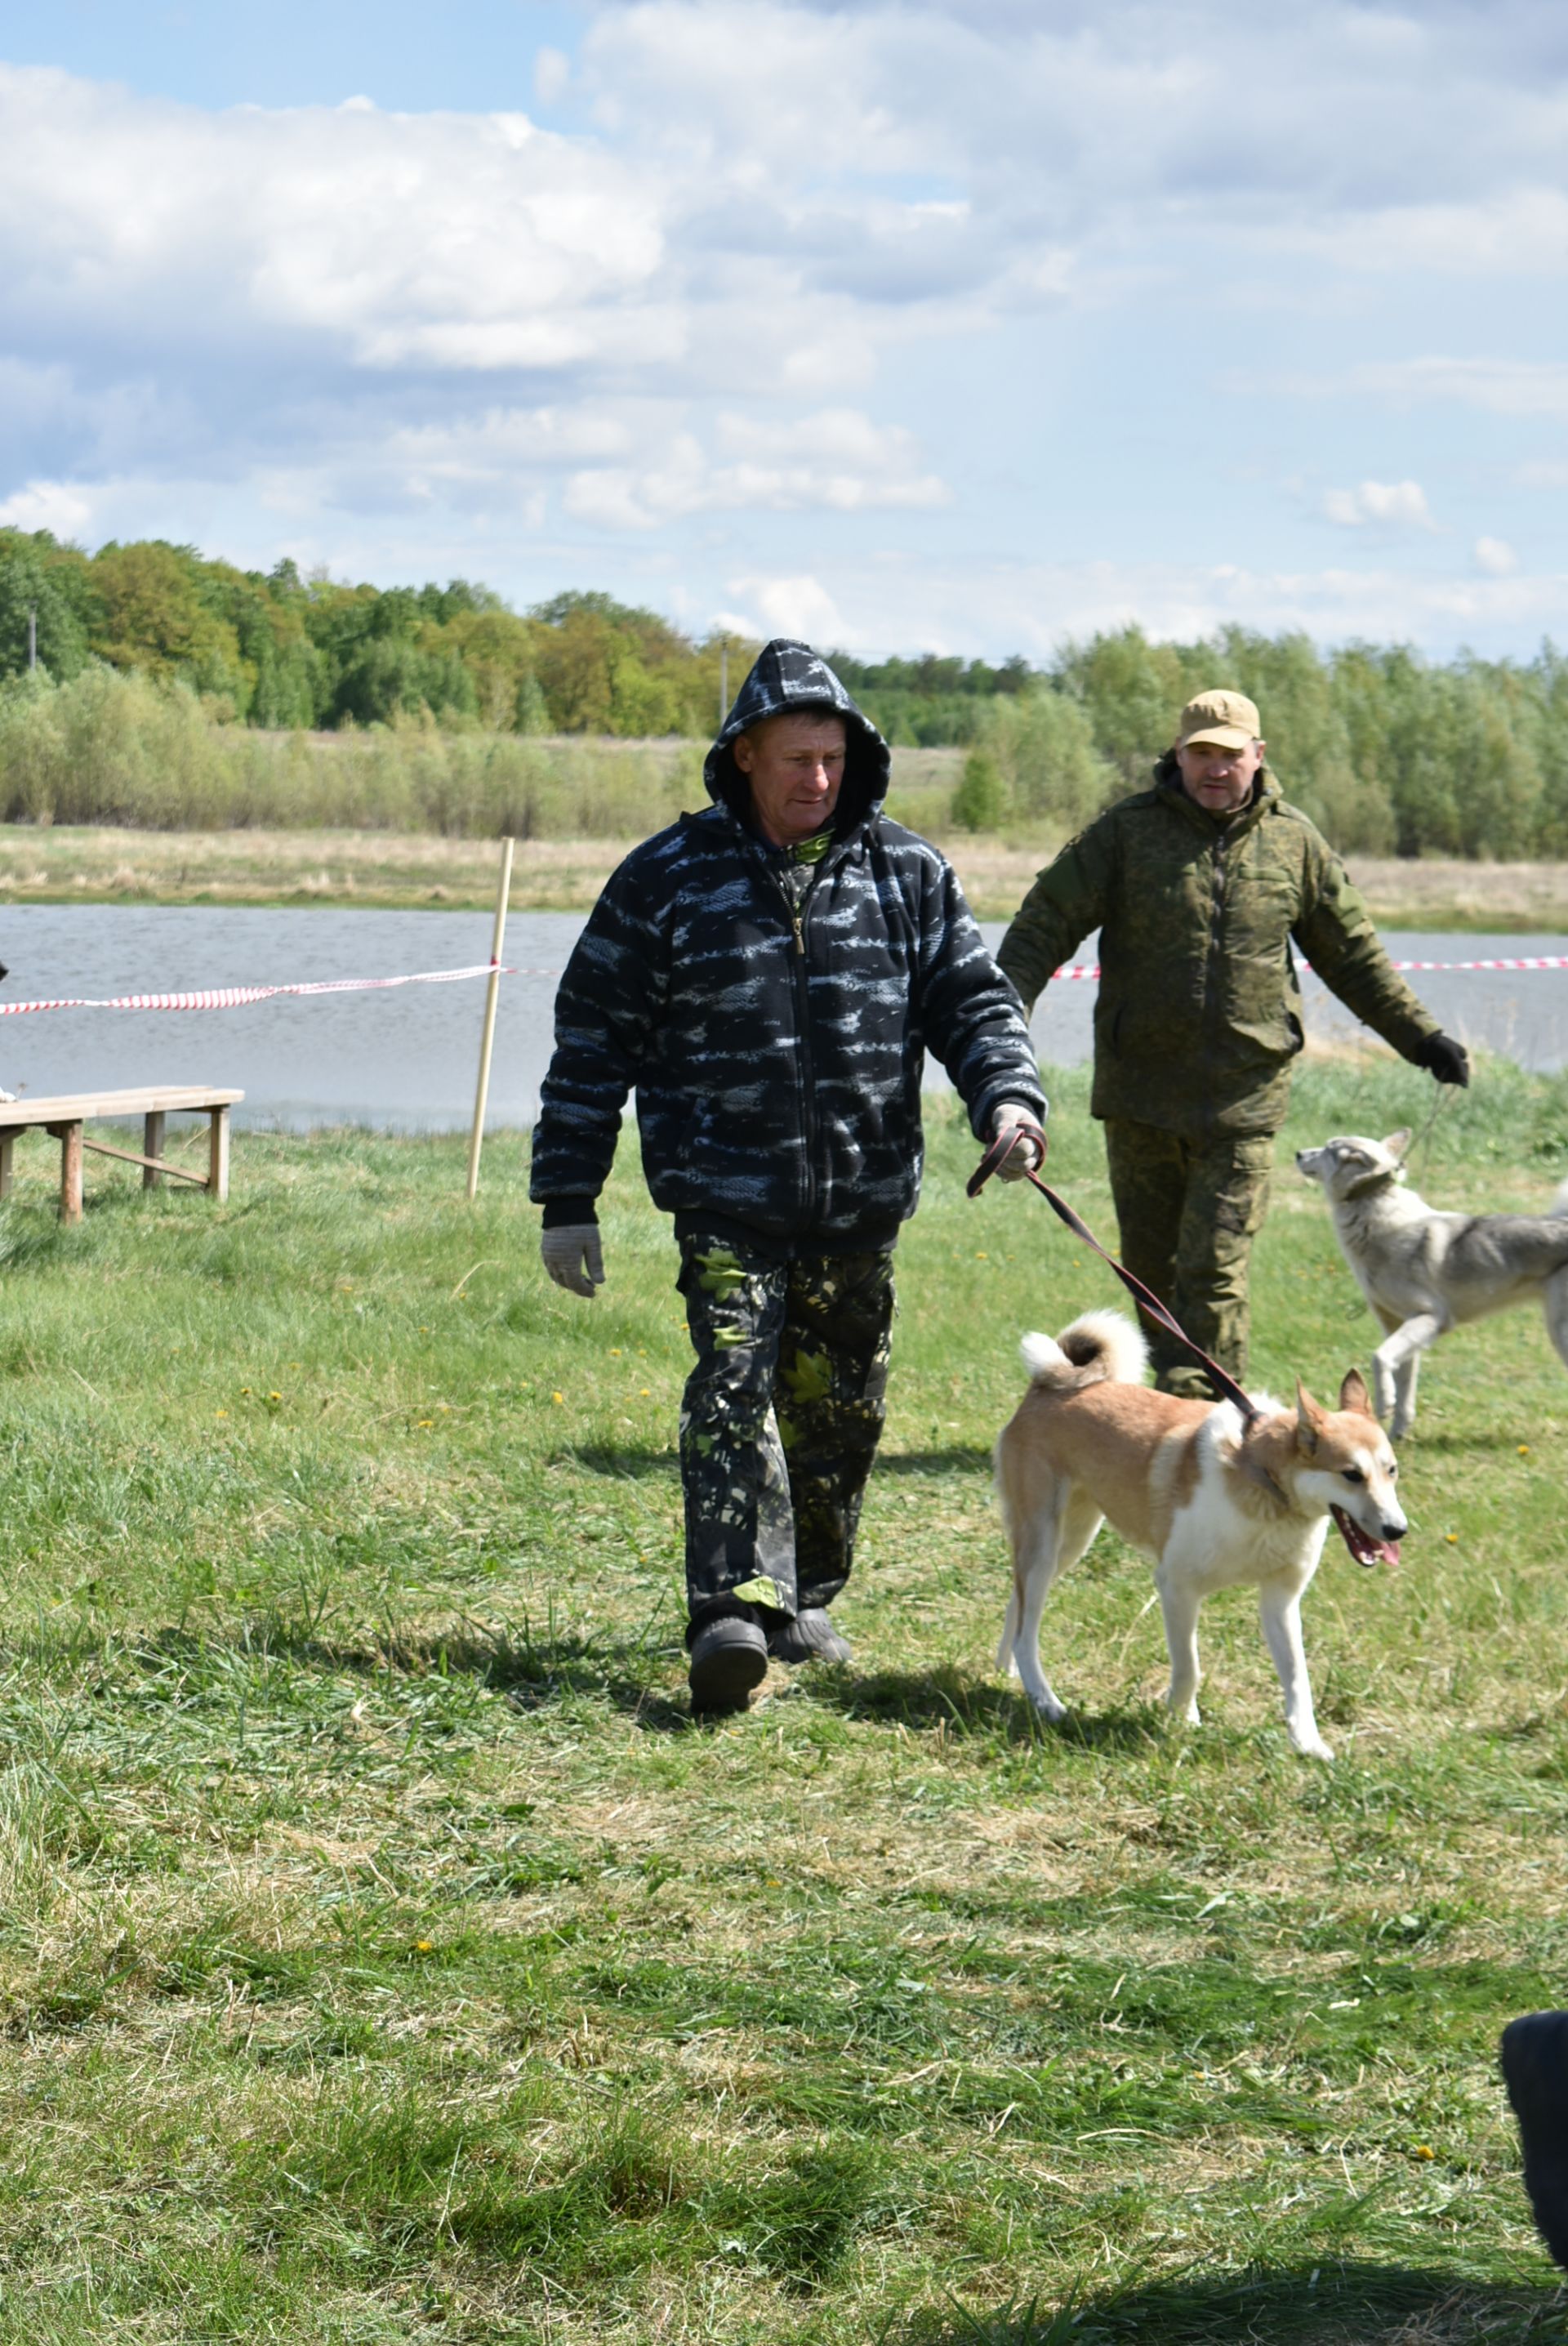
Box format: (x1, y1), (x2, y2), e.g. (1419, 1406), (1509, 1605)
(0, 1061), (1566, 2340)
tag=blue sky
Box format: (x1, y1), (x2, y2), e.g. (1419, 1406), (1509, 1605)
(2, 0), (1566, 658)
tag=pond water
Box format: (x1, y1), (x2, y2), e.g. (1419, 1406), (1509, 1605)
(0, 903), (1565, 1131)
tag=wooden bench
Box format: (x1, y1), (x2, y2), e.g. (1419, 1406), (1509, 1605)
(0, 1086), (244, 1223)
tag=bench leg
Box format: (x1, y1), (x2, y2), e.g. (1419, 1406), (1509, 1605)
(143, 1110), (166, 1190)
(0, 1135), (11, 1202)
(57, 1122), (83, 1224)
(207, 1105), (230, 1202)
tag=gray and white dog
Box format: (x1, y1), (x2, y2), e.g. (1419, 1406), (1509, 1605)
(1294, 1131), (1568, 1435)
(1296, 1131), (1568, 1437)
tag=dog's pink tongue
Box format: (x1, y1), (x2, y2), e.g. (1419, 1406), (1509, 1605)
(1333, 1505), (1401, 1569)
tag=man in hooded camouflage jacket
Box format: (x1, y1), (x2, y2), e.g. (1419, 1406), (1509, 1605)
(996, 687), (1470, 1398)
(532, 639), (1046, 1712)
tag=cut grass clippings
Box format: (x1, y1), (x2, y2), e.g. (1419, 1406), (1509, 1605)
(0, 1059), (1565, 2339)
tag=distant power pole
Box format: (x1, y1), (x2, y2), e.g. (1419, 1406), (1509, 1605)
(719, 637), (728, 726)
(27, 604), (37, 671)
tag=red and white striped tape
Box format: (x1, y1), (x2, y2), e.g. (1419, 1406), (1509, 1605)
(0, 961), (554, 1018)
(1049, 953), (1568, 981)
(0, 949), (1565, 1016)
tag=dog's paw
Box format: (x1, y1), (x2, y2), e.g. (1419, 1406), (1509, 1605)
(1292, 1731), (1335, 1762)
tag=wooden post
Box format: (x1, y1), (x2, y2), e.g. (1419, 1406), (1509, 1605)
(207, 1105), (230, 1202)
(143, 1108), (166, 1189)
(0, 1135), (11, 1202)
(466, 836), (515, 1201)
(51, 1122), (84, 1224)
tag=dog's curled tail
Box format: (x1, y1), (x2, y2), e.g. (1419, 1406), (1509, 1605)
(1018, 1308), (1147, 1392)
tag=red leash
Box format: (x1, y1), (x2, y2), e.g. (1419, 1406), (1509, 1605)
(967, 1122), (1261, 1427)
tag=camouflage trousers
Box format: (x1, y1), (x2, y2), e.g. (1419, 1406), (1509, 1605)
(675, 1231), (895, 1639)
(1102, 1120), (1275, 1398)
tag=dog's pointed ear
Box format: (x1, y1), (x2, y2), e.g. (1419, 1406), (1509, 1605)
(1339, 1366), (1374, 1418)
(1294, 1379), (1326, 1454)
(1383, 1128), (1412, 1160)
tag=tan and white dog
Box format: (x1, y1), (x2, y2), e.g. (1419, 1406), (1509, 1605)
(994, 1310), (1405, 1761)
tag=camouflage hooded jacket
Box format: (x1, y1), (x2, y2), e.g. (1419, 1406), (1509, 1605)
(529, 640), (1044, 1253)
(996, 758), (1440, 1140)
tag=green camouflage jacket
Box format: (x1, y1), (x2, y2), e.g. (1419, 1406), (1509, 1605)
(996, 761), (1441, 1139)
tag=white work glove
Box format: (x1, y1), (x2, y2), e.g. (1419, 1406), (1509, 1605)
(990, 1100), (1045, 1180)
(540, 1224), (604, 1297)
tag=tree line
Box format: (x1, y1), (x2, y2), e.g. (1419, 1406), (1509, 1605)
(3, 527), (1568, 856)
(975, 627), (1568, 858)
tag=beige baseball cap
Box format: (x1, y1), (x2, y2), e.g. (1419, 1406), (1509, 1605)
(1176, 688), (1262, 752)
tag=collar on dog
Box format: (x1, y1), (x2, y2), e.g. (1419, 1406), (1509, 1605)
(1233, 1438), (1290, 1510)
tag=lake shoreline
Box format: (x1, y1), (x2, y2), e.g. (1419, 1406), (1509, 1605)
(2, 823), (1568, 930)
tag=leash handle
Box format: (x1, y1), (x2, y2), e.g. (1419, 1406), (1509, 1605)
(968, 1126), (1260, 1425)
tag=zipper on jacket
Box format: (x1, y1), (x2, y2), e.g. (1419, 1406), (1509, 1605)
(1201, 830), (1228, 1136)
(773, 867), (821, 1222)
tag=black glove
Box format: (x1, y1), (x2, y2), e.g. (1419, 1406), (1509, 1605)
(1420, 1033), (1470, 1087)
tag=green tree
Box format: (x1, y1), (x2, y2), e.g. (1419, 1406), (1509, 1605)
(1052, 627), (1192, 789)
(981, 685), (1116, 831)
(90, 541), (247, 708)
(0, 533), (91, 683)
(950, 749), (1009, 832)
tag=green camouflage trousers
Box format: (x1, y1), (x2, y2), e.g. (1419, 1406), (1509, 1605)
(675, 1231), (895, 1636)
(1102, 1121), (1275, 1398)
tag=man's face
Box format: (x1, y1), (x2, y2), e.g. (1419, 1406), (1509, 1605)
(733, 711), (847, 847)
(1175, 735), (1264, 817)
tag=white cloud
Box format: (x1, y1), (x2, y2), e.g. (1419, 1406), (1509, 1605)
(715, 553), (1568, 663)
(533, 47), (571, 106)
(0, 65), (667, 377)
(1475, 536), (1519, 575)
(1283, 189), (1568, 279)
(724, 573), (849, 644)
(564, 411), (947, 529)
(1237, 359), (1568, 418)
(4, 10), (1568, 657)
(0, 478), (95, 534)
(1323, 479), (1437, 532)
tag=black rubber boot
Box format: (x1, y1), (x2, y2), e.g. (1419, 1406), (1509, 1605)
(767, 1608), (853, 1666)
(1501, 2011), (1568, 2268)
(688, 1615), (768, 1715)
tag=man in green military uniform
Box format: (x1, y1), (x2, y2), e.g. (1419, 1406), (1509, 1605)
(996, 688), (1471, 1397)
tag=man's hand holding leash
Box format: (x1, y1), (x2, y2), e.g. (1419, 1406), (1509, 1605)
(988, 1099), (1048, 1178)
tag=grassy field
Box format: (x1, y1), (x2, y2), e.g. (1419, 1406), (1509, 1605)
(5, 818), (1568, 929)
(0, 1060), (1566, 2341)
